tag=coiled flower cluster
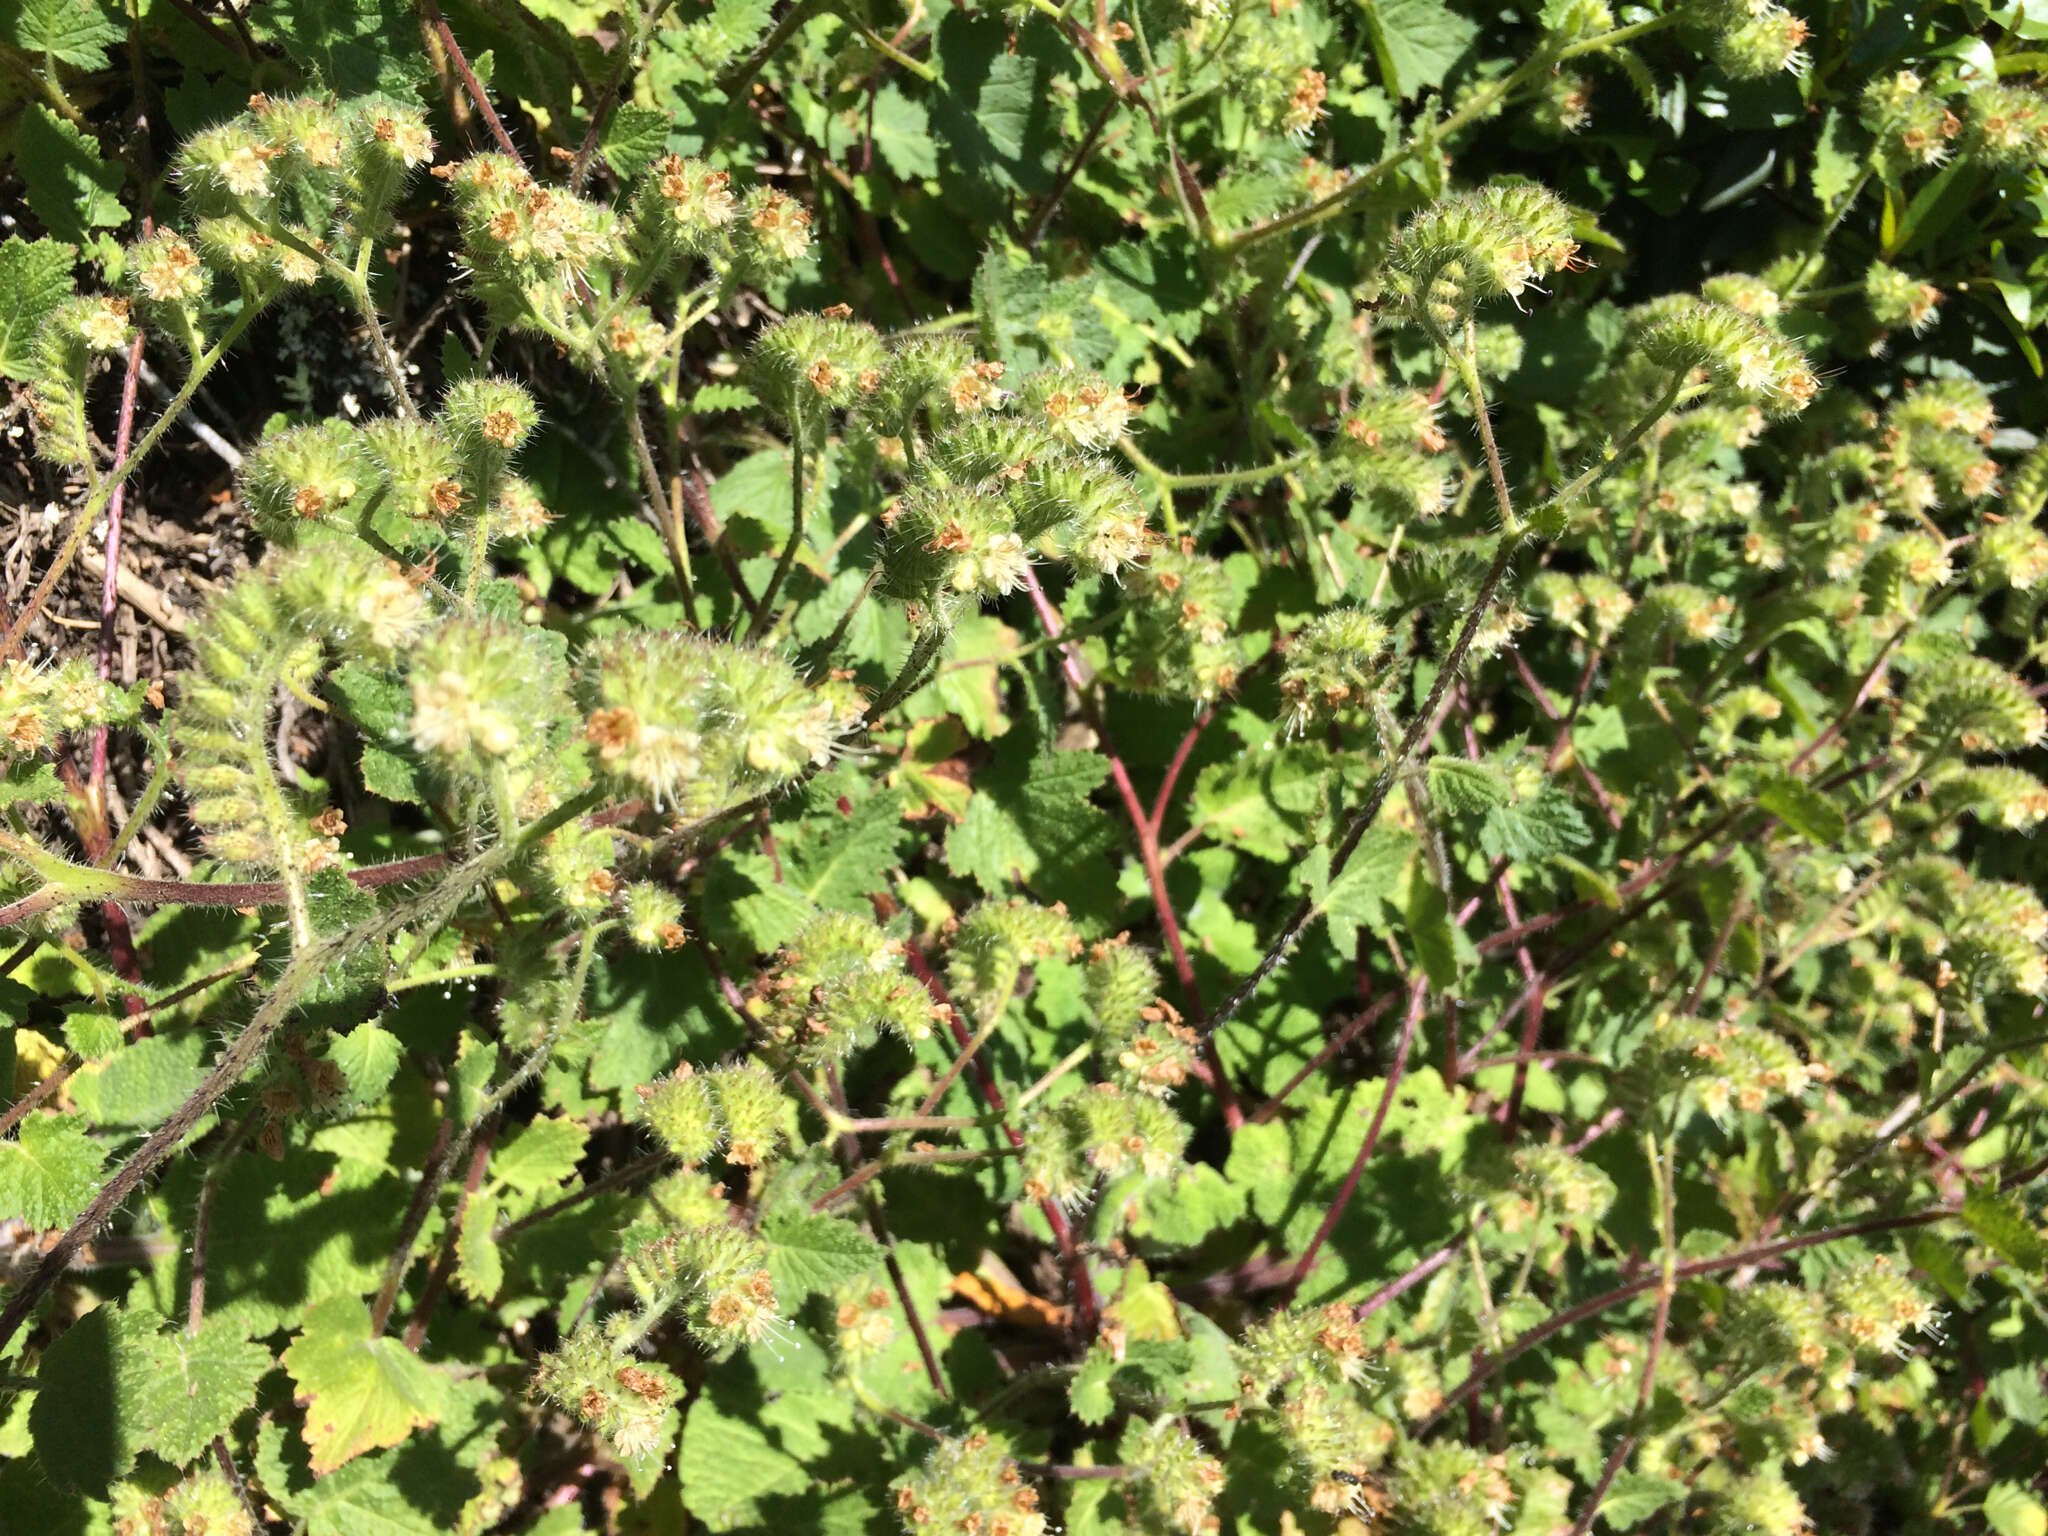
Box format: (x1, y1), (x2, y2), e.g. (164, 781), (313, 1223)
(581, 632), (865, 814)
(892, 1433), (1047, 1536)
(1384, 181), (1585, 325)
(751, 911), (939, 1065)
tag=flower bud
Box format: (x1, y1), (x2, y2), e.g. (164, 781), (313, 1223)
(946, 899), (1081, 1007)
(408, 619), (569, 770)
(1634, 297), (1818, 414)
(738, 187), (813, 271)
(1865, 260), (1942, 334)
(637, 1064), (724, 1165)
(881, 484), (1034, 620)
(1279, 607), (1393, 734)
(708, 1060), (786, 1168)
(1017, 368), (1140, 451)
(892, 1433), (1046, 1536)
(1389, 1442), (1527, 1535)
(750, 312), (889, 420)
(1710, 0), (1810, 79)
(1963, 82), (2048, 169)
(832, 1278), (899, 1365)
(1973, 520), (2048, 593)
(1119, 1417), (1226, 1535)
(162, 1467), (255, 1536)
(622, 882), (686, 951)
(1708, 1471), (1809, 1536)
(680, 1222), (783, 1349)
(129, 230), (207, 307)
(241, 419), (371, 536)
(643, 154), (737, 251)
(755, 911), (933, 1065)
(1902, 654), (2046, 752)
(535, 1323), (682, 1462)
(1385, 181), (1584, 324)
(179, 121), (280, 204)
(361, 418), (465, 524)
(441, 376), (539, 480)
(1119, 542), (1245, 701)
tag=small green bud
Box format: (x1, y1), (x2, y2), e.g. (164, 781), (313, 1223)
(362, 418), (465, 523)
(1708, 1470), (1809, 1536)
(892, 1433), (1045, 1536)
(1385, 181), (1585, 325)
(622, 882), (686, 951)
(408, 619), (570, 770)
(737, 186), (813, 272)
(1016, 368), (1140, 451)
(1118, 1417), (1226, 1535)
(1963, 82), (2048, 169)
(241, 419), (371, 535)
(708, 1060), (786, 1168)
(756, 912), (935, 1065)
(638, 1064), (724, 1165)
(750, 312), (889, 419)
(1709, 0), (1810, 80)
(1864, 260), (1942, 334)
(1279, 607), (1393, 735)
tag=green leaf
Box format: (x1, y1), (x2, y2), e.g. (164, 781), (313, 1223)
(29, 1306), (141, 1495)
(491, 1115), (588, 1194)
(68, 1031), (208, 1129)
(1403, 871), (1462, 991)
(0, 235), (75, 382)
(131, 1322), (275, 1467)
(602, 103), (671, 179)
(0, 758), (67, 808)
(1190, 757), (1303, 862)
(1304, 827), (1416, 953)
(784, 782), (909, 912)
(1, 0), (123, 68)
(1356, 0), (1477, 99)
(1127, 1162), (1247, 1249)
(1964, 1185), (2046, 1274)
(283, 1294), (446, 1474)
(62, 1009), (122, 1061)
(455, 1191), (504, 1303)
(253, 0), (427, 93)
(870, 85), (937, 180)
(1480, 784), (1592, 863)
(760, 1210), (885, 1303)
(946, 746), (1113, 893)
(1987, 1483), (2048, 1536)
(16, 105), (127, 247)
(0, 1112), (105, 1229)
(1425, 756), (1513, 814)
(1599, 1470), (1688, 1528)
(690, 381), (758, 413)
(677, 1392), (823, 1529)
(325, 1023), (402, 1112)
(1756, 773), (1846, 846)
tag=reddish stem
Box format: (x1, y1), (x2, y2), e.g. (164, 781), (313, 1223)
(92, 330), (147, 792)
(1249, 992), (1396, 1125)
(1353, 1229), (1465, 1322)
(405, 1127), (497, 1350)
(1277, 976), (1428, 1304)
(1021, 569), (1242, 1128)
(422, 0), (524, 162)
(879, 895), (1100, 1334)
(1416, 1205), (1962, 1433)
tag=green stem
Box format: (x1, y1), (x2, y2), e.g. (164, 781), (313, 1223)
(1120, 437), (1315, 492)
(750, 411), (807, 641)
(864, 626), (947, 723)
(0, 839), (523, 1355)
